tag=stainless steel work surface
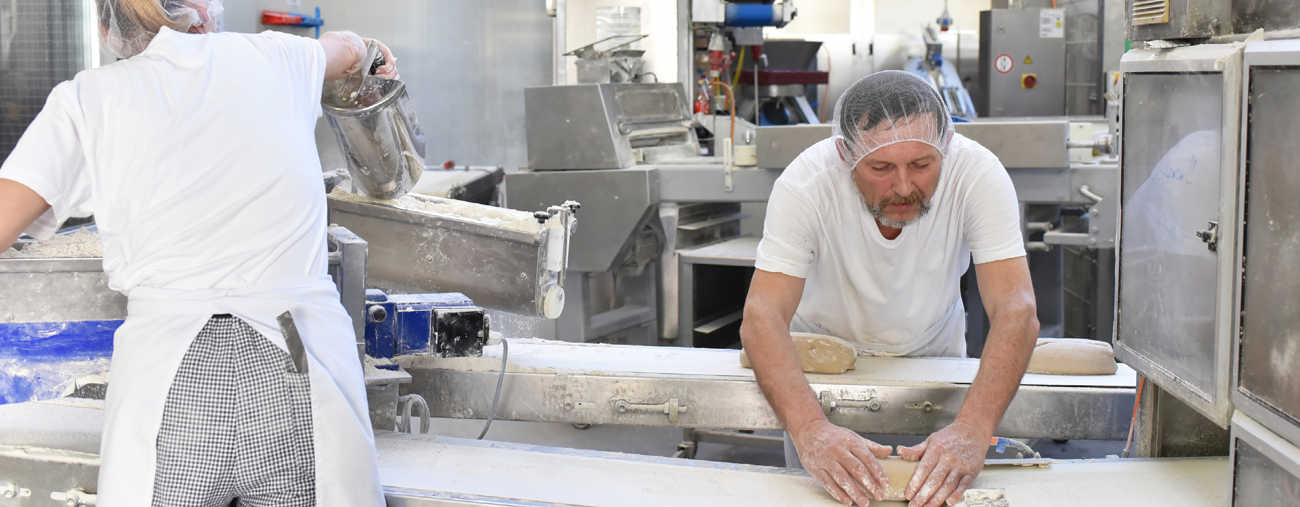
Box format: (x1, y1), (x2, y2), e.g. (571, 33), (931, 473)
(408, 339), (1135, 388)
(678, 236), (759, 267)
(400, 341), (1137, 440)
(378, 432), (1229, 507)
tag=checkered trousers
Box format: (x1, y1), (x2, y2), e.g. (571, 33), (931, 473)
(152, 315), (316, 507)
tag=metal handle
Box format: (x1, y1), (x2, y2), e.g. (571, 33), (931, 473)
(615, 398), (688, 422)
(1195, 220), (1219, 252)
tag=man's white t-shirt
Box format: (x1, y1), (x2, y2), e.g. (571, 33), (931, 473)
(755, 134), (1025, 357)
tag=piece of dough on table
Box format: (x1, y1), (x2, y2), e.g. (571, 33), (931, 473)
(739, 332), (857, 374)
(1027, 338), (1118, 375)
(878, 457), (919, 502)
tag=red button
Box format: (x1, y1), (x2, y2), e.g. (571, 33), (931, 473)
(1022, 75), (1037, 89)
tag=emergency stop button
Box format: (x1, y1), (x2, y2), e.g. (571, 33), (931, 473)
(1021, 74), (1038, 89)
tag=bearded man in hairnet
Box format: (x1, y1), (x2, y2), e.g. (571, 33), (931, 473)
(740, 71), (1039, 507)
(0, 0), (401, 505)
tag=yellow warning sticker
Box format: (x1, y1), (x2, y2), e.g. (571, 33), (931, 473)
(1024, 56), (1033, 64)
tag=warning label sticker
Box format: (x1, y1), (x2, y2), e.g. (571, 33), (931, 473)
(1040, 9), (1065, 38)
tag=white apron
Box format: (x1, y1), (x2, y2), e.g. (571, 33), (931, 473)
(96, 274), (384, 506)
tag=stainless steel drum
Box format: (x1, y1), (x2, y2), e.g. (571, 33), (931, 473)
(323, 77), (426, 199)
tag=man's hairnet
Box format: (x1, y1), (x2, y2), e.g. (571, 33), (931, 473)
(98, 0), (224, 59)
(830, 70), (954, 171)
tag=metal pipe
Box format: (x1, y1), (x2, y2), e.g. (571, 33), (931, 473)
(1209, 28), (1300, 43)
(1027, 221), (1055, 233)
(1026, 241), (1052, 252)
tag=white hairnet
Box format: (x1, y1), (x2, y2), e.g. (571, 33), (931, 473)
(830, 70), (954, 171)
(98, 0), (224, 59)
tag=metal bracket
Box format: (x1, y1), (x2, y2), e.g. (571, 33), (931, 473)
(0, 483), (30, 500)
(615, 398), (689, 422)
(905, 401), (942, 413)
(819, 391), (882, 414)
(50, 488), (96, 507)
(1195, 220), (1219, 252)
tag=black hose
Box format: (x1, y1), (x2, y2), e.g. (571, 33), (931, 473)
(477, 338), (508, 440)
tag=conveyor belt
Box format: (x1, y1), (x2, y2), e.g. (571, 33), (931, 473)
(399, 340), (1138, 440)
(0, 399), (1224, 506)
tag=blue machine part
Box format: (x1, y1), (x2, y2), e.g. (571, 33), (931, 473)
(0, 320), (120, 405)
(725, 4), (779, 27)
(364, 290), (478, 367)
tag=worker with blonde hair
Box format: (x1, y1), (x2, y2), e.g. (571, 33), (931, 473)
(0, 0), (398, 504)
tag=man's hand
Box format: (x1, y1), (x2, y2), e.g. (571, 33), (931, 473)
(321, 32), (400, 82)
(897, 421), (988, 507)
(362, 38), (399, 79)
(793, 419), (894, 506)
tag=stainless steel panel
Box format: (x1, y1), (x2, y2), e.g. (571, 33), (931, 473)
(224, 0), (554, 172)
(0, 259), (125, 323)
(1117, 71), (1222, 400)
(1116, 46), (1243, 428)
(1230, 412), (1300, 507)
(327, 197), (571, 318)
(504, 168), (658, 273)
(755, 124), (831, 169)
(1234, 50), (1300, 446)
(978, 9), (1067, 117)
(1127, 0), (1231, 41)
(954, 121), (1069, 169)
(524, 83), (696, 171)
(655, 164), (782, 202)
(525, 84), (628, 169)
(402, 367), (1134, 440)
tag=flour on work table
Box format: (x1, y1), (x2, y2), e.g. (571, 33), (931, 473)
(1, 228), (102, 259)
(328, 188), (543, 234)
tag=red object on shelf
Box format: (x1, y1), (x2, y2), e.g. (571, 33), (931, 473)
(442, 160), (456, 170)
(261, 11), (303, 25)
(738, 70), (829, 86)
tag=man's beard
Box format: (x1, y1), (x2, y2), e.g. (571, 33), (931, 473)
(864, 191), (932, 228)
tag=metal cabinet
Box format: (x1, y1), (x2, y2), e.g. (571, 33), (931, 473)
(1114, 44), (1244, 428)
(1231, 411), (1300, 506)
(1231, 40), (1300, 448)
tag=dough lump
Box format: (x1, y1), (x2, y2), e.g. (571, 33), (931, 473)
(878, 457), (920, 502)
(739, 332), (857, 374)
(1026, 338), (1118, 375)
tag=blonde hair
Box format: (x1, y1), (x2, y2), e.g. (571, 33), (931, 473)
(97, 0), (218, 58)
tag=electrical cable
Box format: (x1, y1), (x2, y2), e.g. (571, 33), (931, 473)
(731, 47), (746, 91)
(1122, 376), (1146, 458)
(477, 338), (508, 440)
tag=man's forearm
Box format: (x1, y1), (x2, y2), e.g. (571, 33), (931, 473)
(741, 314), (826, 436)
(954, 306), (1038, 438)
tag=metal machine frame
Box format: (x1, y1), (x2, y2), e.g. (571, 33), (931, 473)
(1229, 39), (1300, 448)
(1230, 411), (1300, 506)
(1113, 44), (1244, 429)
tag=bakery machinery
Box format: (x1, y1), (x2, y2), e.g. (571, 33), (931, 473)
(977, 8), (1067, 117)
(907, 26), (978, 120)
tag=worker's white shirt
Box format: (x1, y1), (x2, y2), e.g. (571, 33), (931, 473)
(755, 134), (1025, 357)
(0, 28), (383, 506)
